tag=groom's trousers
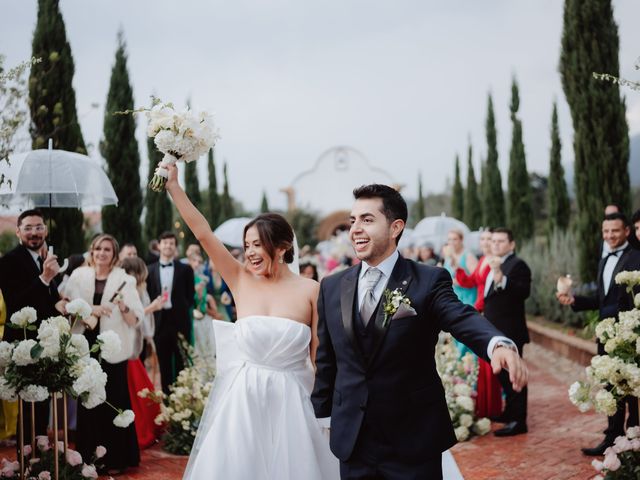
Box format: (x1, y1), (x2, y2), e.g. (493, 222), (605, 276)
(340, 415), (443, 480)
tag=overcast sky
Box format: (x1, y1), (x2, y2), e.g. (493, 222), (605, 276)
(2, 0), (639, 212)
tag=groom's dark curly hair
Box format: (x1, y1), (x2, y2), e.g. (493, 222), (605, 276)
(353, 184), (407, 244)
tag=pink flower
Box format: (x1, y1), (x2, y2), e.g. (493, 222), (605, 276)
(602, 451), (621, 471)
(65, 448), (83, 466)
(81, 464), (98, 479)
(94, 445), (106, 459)
(22, 444), (32, 456)
(613, 436), (633, 453)
(591, 459), (604, 472)
(36, 435), (50, 451)
(630, 439), (640, 450)
(0, 467), (15, 477)
(38, 472), (51, 480)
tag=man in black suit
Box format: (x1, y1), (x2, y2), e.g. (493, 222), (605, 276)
(558, 212), (640, 455)
(483, 227), (532, 437)
(147, 231), (195, 393)
(0, 209), (64, 452)
(312, 185), (528, 480)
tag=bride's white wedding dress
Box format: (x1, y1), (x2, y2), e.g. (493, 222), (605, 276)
(183, 315), (339, 480)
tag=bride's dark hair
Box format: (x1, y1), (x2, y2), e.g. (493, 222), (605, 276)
(243, 213), (295, 273)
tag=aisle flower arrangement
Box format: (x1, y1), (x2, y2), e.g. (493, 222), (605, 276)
(591, 427), (640, 480)
(436, 333), (491, 441)
(0, 301), (134, 425)
(139, 338), (214, 455)
(568, 271), (640, 415)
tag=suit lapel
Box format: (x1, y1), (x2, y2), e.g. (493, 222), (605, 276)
(19, 245), (40, 278)
(340, 265), (361, 358)
(368, 257), (413, 367)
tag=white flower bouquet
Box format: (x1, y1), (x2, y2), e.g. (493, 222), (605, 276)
(142, 98), (219, 192)
(569, 271), (640, 417)
(0, 302), (134, 428)
(435, 333), (490, 441)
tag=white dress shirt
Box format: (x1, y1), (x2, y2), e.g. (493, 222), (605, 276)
(159, 260), (174, 309)
(602, 242), (627, 296)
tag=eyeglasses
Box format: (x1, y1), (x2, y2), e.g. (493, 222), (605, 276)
(20, 225), (46, 233)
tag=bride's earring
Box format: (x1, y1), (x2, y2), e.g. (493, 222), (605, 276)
(279, 255), (284, 264)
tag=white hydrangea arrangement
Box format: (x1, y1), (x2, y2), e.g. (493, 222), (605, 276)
(435, 333), (491, 442)
(568, 271), (640, 416)
(0, 302), (134, 428)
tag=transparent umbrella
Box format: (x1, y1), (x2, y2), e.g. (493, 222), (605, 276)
(213, 217), (252, 248)
(0, 148), (118, 209)
(413, 214), (471, 253)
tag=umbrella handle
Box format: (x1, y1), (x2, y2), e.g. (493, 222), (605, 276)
(47, 246), (69, 274)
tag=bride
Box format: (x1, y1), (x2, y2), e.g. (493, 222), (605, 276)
(163, 165), (339, 480)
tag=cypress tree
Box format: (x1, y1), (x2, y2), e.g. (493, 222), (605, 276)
(100, 31), (142, 251)
(463, 142), (482, 230)
(547, 102), (570, 234)
(219, 161), (235, 223)
(207, 148), (221, 229)
(29, 0), (86, 257)
(183, 158), (201, 248)
(506, 78), (534, 243)
(260, 191), (269, 213)
(143, 136), (172, 244)
(451, 155), (464, 220)
(482, 94), (505, 227)
(415, 173), (426, 222)
(560, 0), (629, 281)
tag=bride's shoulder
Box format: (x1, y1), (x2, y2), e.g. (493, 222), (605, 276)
(290, 274), (319, 294)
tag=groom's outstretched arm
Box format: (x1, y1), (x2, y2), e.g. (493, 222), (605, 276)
(311, 281), (337, 419)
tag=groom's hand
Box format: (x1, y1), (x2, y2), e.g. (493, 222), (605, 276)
(491, 347), (528, 392)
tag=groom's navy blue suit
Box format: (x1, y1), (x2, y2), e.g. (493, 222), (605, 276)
(312, 255), (508, 476)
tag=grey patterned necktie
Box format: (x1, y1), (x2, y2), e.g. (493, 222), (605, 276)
(360, 267), (383, 326)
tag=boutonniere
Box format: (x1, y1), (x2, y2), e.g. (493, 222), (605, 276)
(382, 288), (415, 327)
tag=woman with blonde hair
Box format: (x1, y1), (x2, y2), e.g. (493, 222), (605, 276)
(64, 234), (144, 474)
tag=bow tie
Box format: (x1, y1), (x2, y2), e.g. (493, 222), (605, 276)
(160, 262), (173, 268)
(603, 249), (623, 259)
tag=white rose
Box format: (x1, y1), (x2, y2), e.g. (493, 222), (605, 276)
(472, 418), (491, 436)
(0, 342), (14, 368)
(19, 385), (49, 403)
(454, 425), (469, 441)
(10, 307), (37, 328)
(97, 331), (121, 363)
(11, 339), (38, 366)
(66, 299), (92, 320)
(455, 395), (474, 412)
(113, 409), (135, 428)
(459, 414), (473, 428)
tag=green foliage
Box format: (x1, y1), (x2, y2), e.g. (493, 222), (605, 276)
(0, 231), (18, 255)
(286, 209), (319, 249)
(100, 31), (143, 250)
(451, 155), (464, 221)
(507, 78), (534, 243)
(29, 0), (87, 257)
(482, 94), (505, 227)
(144, 136), (173, 244)
(560, 0), (630, 281)
(207, 148), (221, 229)
(547, 102), (570, 234)
(219, 162), (235, 223)
(463, 143), (482, 230)
(409, 173), (426, 227)
(519, 230), (587, 327)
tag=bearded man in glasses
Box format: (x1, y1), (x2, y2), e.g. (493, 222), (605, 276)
(0, 208), (66, 453)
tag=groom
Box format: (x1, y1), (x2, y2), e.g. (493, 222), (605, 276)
(312, 184), (528, 479)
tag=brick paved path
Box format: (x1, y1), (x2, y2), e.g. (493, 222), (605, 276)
(451, 342), (604, 480)
(0, 342), (606, 479)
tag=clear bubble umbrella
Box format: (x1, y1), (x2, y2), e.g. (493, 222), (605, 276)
(213, 217), (253, 248)
(413, 214), (471, 253)
(0, 148), (118, 209)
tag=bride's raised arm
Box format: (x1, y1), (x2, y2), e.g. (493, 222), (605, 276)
(164, 163), (243, 289)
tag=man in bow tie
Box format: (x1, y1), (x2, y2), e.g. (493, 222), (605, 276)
(146, 231), (195, 393)
(312, 184), (528, 480)
(557, 212), (640, 455)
